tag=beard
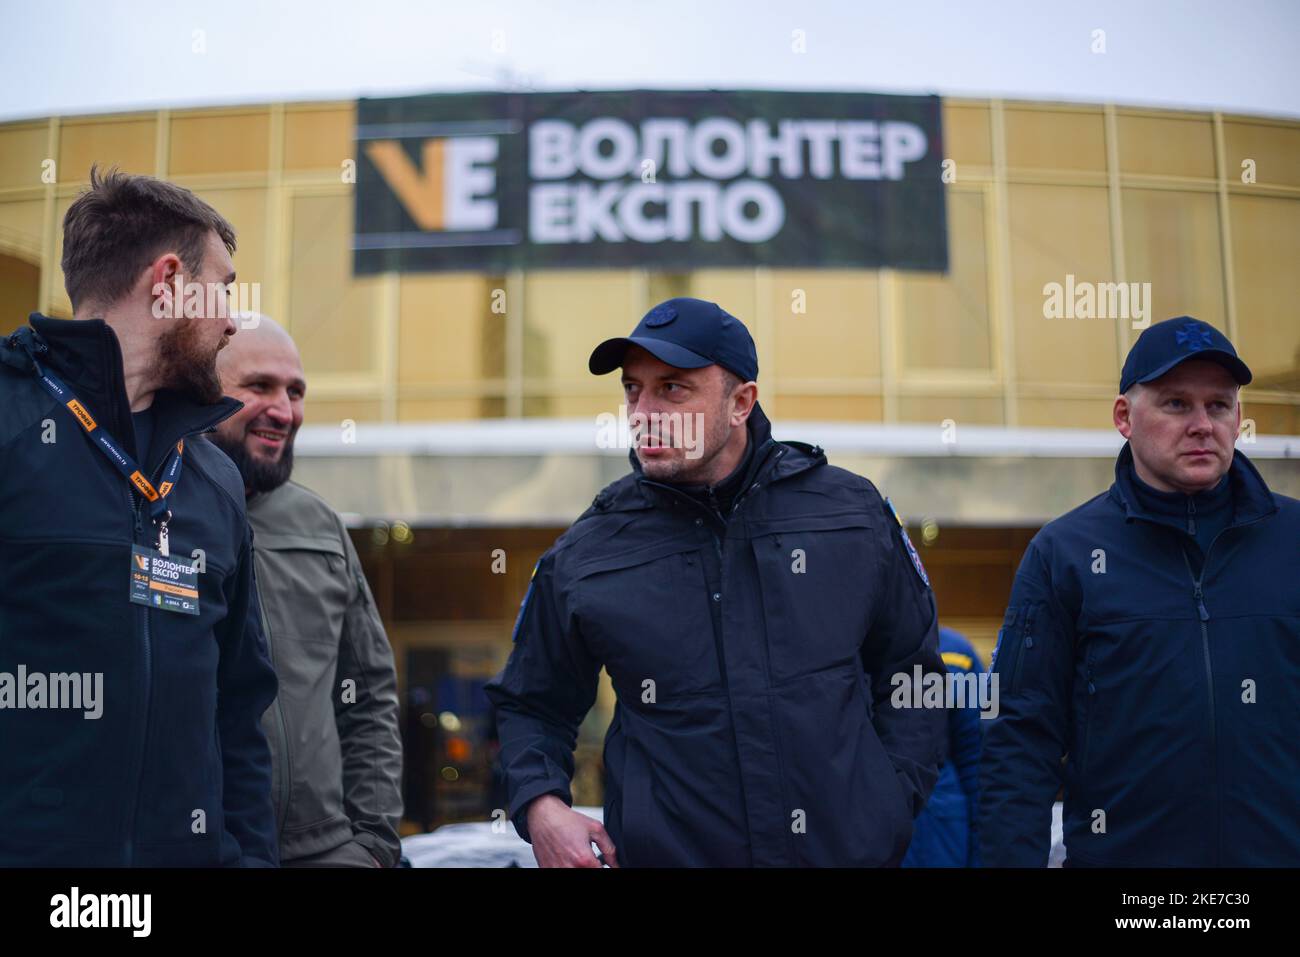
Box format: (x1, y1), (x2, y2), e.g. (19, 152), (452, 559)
(157, 317), (224, 405)
(209, 430), (296, 495)
(637, 405), (731, 484)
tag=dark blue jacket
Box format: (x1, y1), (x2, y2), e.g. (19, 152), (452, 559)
(903, 626), (983, 867)
(981, 442), (1300, 866)
(0, 314), (279, 866)
(486, 402), (947, 866)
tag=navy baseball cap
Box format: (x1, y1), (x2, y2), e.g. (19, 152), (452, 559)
(1119, 316), (1252, 394)
(588, 297), (759, 382)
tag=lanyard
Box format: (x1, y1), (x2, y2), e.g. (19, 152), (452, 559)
(32, 357), (183, 550)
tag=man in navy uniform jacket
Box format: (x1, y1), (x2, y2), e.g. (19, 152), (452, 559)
(981, 317), (1300, 867)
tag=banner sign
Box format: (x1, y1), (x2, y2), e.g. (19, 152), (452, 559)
(354, 90), (947, 273)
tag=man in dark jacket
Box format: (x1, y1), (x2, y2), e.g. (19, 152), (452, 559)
(981, 316), (1300, 867)
(0, 167), (278, 866)
(212, 316), (404, 867)
(486, 297), (947, 867)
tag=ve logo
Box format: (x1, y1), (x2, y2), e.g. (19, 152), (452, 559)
(365, 137), (500, 231)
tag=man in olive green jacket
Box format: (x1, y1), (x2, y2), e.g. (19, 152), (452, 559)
(213, 316), (403, 867)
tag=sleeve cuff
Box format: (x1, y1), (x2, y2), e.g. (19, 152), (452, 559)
(510, 783), (571, 844)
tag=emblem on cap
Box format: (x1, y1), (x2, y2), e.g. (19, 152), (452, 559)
(1175, 320), (1215, 352)
(644, 304), (677, 327)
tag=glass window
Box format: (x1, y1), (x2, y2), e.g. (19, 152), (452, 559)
(58, 117), (157, 182)
(0, 199), (46, 263)
(398, 397), (503, 421)
(283, 107), (355, 172)
(769, 269), (880, 381)
(943, 103), (992, 169)
(1004, 106), (1107, 173)
(1230, 195), (1300, 388)
(522, 270), (641, 388)
(303, 398), (384, 425)
(169, 111), (270, 176)
(1117, 112), (1215, 179)
(1223, 120), (1300, 188)
(897, 394), (1003, 426)
(1121, 188), (1225, 335)
(288, 192), (383, 376)
(771, 394), (882, 422)
(399, 274), (504, 388)
(192, 187), (269, 289)
(899, 189), (992, 371)
(1017, 396), (1114, 429)
(1007, 184), (1117, 387)
(1241, 401), (1298, 437)
(0, 122), (48, 189)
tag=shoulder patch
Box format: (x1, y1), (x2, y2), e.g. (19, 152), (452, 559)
(511, 559), (540, 643)
(885, 497), (930, 588)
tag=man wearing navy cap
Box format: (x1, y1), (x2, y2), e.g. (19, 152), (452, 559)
(981, 316), (1300, 866)
(487, 297), (947, 867)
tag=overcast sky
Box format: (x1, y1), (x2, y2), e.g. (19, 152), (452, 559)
(1, 0), (1297, 121)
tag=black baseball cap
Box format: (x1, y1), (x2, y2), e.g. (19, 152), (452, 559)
(588, 297), (759, 382)
(1119, 316), (1252, 394)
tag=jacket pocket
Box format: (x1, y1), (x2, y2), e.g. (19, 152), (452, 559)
(748, 515), (875, 683)
(572, 543), (721, 697)
(994, 604), (1035, 696)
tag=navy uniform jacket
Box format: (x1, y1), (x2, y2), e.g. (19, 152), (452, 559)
(981, 442), (1300, 866)
(486, 402), (947, 866)
(0, 315), (279, 866)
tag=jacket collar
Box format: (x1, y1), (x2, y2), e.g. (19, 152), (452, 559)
(1109, 440), (1278, 532)
(11, 312), (242, 470)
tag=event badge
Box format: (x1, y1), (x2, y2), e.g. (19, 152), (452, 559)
(129, 545), (200, 615)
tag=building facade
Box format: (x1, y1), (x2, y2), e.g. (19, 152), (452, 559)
(2, 96), (1297, 830)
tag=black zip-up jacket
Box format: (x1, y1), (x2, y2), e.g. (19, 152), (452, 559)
(0, 313), (279, 867)
(487, 402), (947, 866)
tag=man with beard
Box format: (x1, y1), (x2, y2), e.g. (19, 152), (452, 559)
(212, 317), (403, 867)
(486, 298), (947, 867)
(0, 166), (278, 866)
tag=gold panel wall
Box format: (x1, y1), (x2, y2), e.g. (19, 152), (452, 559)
(0, 99), (1296, 433)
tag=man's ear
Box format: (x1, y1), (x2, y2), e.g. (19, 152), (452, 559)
(1113, 393), (1133, 439)
(731, 381), (758, 427)
(148, 252), (184, 318)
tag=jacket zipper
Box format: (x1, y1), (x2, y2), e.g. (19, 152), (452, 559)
(1009, 607), (1033, 695)
(1174, 514), (1264, 868)
(637, 446), (791, 861)
(122, 423), (227, 865)
(124, 488), (151, 867)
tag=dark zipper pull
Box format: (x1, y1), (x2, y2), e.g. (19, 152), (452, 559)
(1193, 584), (1209, 622)
(1187, 496), (1197, 536)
